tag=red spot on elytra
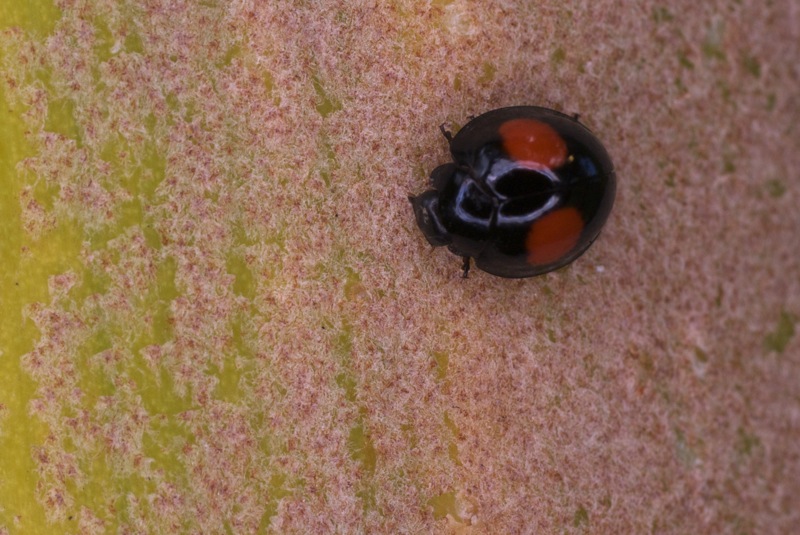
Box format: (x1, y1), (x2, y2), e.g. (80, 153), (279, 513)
(525, 207), (584, 265)
(499, 118), (568, 170)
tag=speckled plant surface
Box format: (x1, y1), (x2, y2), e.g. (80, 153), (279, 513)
(1, 0), (798, 533)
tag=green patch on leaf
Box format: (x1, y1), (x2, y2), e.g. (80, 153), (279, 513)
(735, 426), (760, 456)
(477, 62), (496, 85)
(694, 346), (709, 363)
(125, 30), (144, 54)
(348, 423), (377, 475)
(677, 51), (694, 70)
(652, 7), (673, 23)
(227, 251), (256, 299)
(765, 179), (786, 199)
(260, 472), (291, 530)
(763, 310), (796, 353)
(45, 97), (82, 145)
(574, 505), (589, 526)
(427, 491), (462, 522)
(432, 351), (448, 380)
(312, 74), (342, 118)
(742, 55), (760, 77)
(722, 154), (735, 173)
(335, 372), (357, 403)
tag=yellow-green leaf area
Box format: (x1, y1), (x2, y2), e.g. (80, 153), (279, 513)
(348, 423), (377, 475)
(227, 251), (256, 299)
(432, 351), (449, 380)
(427, 491), (462, 522)
(763, 310), (796, 353)
(0, 0), (61, 36)
(312, 74), (342, 118)
(45, 97), (82, 144)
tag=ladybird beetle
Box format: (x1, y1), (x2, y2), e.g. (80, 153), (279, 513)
(409, 106), (616, 278)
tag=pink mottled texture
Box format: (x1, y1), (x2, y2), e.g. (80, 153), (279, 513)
(1, 0), (798, 533)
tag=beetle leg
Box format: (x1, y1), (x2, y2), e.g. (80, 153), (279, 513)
(461, 256), (471, 278)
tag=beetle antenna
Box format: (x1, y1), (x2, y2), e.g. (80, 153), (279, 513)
(439, 123), (453, 143)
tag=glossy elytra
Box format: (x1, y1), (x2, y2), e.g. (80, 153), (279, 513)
(409, 106), (616, 278)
